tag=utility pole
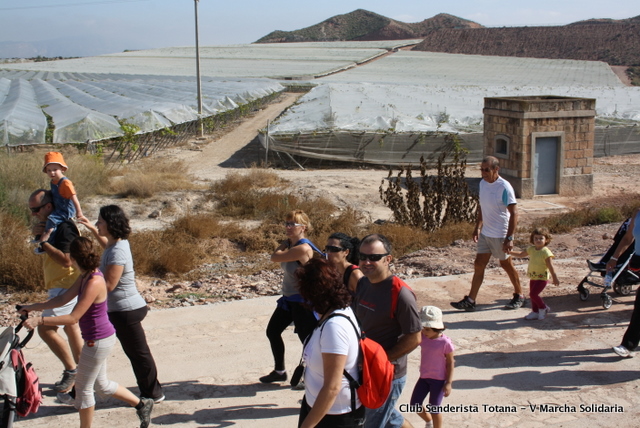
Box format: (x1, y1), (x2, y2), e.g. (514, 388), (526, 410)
(194, 0), (203, 137)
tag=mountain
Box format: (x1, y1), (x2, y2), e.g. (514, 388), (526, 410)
(412, 15), (640, 66)
(254, 9), (482, 43)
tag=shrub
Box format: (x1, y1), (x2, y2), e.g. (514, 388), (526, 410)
(379, 138), (477, 231)
(0, 210), (44, 290)
(108, 159), (200, 198)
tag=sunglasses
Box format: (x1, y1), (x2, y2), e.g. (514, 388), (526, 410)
(324, 245), (345, 253)
(480, 167), (493, 173)
(284, 222), (304, 228)
(29, 203), (48, 213)
(358, 253), (390, 262)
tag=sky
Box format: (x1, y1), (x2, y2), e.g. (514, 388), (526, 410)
(0, 0), (638, 57)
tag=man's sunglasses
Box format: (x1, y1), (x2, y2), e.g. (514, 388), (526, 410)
(480, 167), (492, 172)
(358, 253), (390, 262)
(324, 245), (345, 253)
(30, 203), (48, 213)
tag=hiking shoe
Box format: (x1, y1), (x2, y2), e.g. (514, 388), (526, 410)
(54, 369), (77, 392)
(613, 345), (634, 358)
(56, 392), (75, 406)
(292, 380), (305, 391)
(524, 311), (539, 320)
(259, 370), (287, 383)
(136, 397), (154, 428)
(450, 296), (476, 312)
(504, 294), (525, 310)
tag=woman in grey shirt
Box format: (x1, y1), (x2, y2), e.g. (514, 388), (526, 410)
(79, 205), (164, 403)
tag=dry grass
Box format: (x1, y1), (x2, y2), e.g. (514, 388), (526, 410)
(108, 159), (201, 198)
(367, 221), (475, 257)
(531, 195), (640, 234)
(0, 210), (45, 290)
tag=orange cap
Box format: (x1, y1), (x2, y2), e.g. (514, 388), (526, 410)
(42, 152), (68, 172)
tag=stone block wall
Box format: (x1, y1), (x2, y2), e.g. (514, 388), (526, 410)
(483, 96), (595, 198)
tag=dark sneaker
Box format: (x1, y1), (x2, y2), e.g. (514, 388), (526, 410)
(136, 397), (154, 428)
(504, 294), (525, 310)
(450, 296), (476, 312)
(259, 370), (287, 383)
(54, 369), (76, 392)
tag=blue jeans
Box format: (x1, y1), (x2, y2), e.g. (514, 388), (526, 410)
(364, 375), (406, 428)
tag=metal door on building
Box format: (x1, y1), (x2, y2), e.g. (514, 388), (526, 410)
(534, 137), (558, 195)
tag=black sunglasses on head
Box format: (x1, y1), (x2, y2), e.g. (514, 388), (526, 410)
(358, 253), (389, 262)
(324, 245), (345, 253)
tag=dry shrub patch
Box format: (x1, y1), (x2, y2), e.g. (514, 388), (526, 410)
(0, 210), (44, 290)
(531, 196), (640, 234)
(109, 159), (200, 198)
(368, 221), (475, 257)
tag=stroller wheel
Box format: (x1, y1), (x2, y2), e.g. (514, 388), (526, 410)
(614, 282), (632, 296)
(579, 288), (590, 301)
(602, 295), (613, 309)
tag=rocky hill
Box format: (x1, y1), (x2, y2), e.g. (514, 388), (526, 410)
(412, 16), (640, 66)
(254, 9), (482, 43)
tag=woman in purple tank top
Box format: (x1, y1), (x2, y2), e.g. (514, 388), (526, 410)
(18, 237), (154, 428)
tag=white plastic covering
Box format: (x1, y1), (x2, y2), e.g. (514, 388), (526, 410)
(0, 71), (284, 146)
(268, 83), (640, 135)
(0, 78), (46, 145)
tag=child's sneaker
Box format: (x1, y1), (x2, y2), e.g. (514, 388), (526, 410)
(538, 306), (551, 320)
(524, 311), (538, 320)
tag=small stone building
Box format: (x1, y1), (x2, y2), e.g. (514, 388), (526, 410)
(483, 96), (595, 198)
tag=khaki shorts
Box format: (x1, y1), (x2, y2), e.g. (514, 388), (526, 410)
(477, 234), (510, 261)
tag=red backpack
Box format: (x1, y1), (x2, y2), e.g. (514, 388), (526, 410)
(323, 313), (394, 409)
(11, 348), (42, 417)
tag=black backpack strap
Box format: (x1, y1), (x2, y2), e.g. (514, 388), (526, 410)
(321, 312), (362, 411)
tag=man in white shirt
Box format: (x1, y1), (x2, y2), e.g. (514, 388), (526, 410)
(450, 156), (524, 311)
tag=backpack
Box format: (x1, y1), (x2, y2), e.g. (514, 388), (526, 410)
(11, 349), (42, 417)
(355, 276), (414, 319)
(323, 313), (394, 409)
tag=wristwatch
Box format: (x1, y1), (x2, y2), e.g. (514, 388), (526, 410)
(505, 236), (514, 241)
(39, 241), (47, 250)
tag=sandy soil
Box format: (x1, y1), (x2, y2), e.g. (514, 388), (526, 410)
(12, 93), (640, 427)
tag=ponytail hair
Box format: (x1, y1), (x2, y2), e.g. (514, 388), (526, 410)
(329, 232), (361, 265)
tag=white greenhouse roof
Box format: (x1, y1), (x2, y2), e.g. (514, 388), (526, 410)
(1, 42), (638, 147)
(0, 71), (284, 145)
(320, 51), (624, 87)
(268, 83), (640, 135)
(1, 42), (419, 79)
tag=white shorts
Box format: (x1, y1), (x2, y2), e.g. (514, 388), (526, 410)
(42, 288), (78, 317)
(477, 234), (510, 261)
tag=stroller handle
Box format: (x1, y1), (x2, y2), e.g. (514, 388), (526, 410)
(14, 304), (36, 349)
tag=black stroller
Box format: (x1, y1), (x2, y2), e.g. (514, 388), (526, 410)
(577, 218), (640, 309)
(0, 315), (36, 428)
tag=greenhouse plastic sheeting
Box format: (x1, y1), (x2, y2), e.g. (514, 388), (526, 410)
(0, 71), (284, 146)
(267, 83), (640, 136)
(262, 82), (640, 165)
(0, 78), (46, 145)
(32, 79), (124, 143)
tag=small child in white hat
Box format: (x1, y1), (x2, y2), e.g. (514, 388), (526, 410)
(409, 306), (455, 428)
